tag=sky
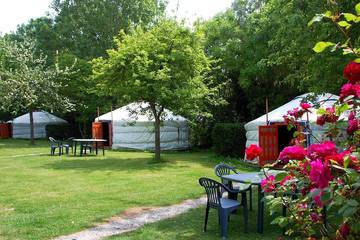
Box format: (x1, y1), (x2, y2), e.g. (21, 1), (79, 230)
(0, 0), (233, 34)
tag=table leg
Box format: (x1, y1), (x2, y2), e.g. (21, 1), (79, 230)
(96, 142), (98, 155)
(74, 142), (77, 156)
(80, 143), (83, 156)
(257, 185), (264, 233)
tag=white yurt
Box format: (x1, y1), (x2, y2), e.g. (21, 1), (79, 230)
(94, 102), (190, 150)
(245, 93), (339, 149)
(10, 111), (68, 139)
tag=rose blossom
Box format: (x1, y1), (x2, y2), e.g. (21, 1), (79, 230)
(316, 107), (339, 126)
(260, 175), (276, 193)
(307, 141), (338, 161)
(310, 189), (324, 207)
(343, 61), (360, 83)
(340, 83), (360, 101)
(347, 119), (359, 135)
(279, 146), (307, 163)
(245, 144), (263, 160)
(300, 102), (312, 110)
(279, 175), (293, 186)
(338, 223), (351, 239)
(310, 212), (321, 222)
(309, 160), (333, 188)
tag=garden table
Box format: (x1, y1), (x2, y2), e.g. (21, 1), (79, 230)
(72, 139), (107, 156)
(221, 170), (284, 234)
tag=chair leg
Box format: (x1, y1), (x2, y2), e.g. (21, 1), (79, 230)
(249, 186), (253, 211)
(242, 193), (248, 233)
(219, 209), (228, 239)
(58, 147), (61, 156)
(204, 205), (210, 232)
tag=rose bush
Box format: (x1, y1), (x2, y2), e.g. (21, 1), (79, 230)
(245, 3), (360, 239)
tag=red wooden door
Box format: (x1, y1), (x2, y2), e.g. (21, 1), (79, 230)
(92, 122), (104, 147)
(258, 125), (278, 167)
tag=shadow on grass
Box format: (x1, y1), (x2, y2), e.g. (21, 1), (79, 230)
(42, 157), (172, 172)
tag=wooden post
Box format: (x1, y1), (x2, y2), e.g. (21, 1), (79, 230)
(266, 98), (269, 125)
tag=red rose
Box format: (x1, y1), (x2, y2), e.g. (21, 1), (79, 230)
(344, 61), (360, 83)
(300, 102), (312, 110)
(245, 144), (263, 160)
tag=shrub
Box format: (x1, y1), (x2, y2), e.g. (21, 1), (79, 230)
(45, 124), (70, 140)
(212, 123), (246, 157)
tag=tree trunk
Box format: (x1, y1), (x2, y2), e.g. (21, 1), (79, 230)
(29, 110), (35, 145)
(154, 114), (161, 161)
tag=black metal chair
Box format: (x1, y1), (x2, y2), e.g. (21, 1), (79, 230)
(215, 163), (253, 211)
(199, 177), (248, 239)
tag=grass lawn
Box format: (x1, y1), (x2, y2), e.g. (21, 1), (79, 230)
(0, 139), (281, 240)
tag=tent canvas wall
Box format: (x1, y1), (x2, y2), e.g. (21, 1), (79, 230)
(10, 111), (68, 139)
(94, 102), (190, 150)
(244, 93), (339, 165)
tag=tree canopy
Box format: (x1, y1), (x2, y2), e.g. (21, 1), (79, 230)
(92, 19), (221, 159)
(0, 37), (74, 143)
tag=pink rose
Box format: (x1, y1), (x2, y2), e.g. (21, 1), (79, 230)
(279, 146), (307, 163)
(260, 175), (276, 193)
(347, 119), (359, 135)
(309, 160), (333, 189)
(300, 102), (312, 110)
(307, 141), (338, 161)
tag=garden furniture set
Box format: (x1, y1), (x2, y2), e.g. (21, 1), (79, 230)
(49, 137), (106, 156)
(199, 163), (285, 239)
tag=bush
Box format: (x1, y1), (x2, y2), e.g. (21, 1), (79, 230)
(212, 123), (246, 157)
(45, 124), (70, 140)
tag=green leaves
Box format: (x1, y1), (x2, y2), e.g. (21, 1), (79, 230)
(343, 13), (357, 22)
(312, 41), (336, 53)
(275, 172), (288, 182)
(356, 3), (360, 16)
(338, 21), (351, 28)
(308, 11), (331, 27)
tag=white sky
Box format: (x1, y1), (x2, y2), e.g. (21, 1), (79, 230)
(0, 0), (233, 34)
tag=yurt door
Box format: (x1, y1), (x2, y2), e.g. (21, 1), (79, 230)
(258, 125), (278, 167)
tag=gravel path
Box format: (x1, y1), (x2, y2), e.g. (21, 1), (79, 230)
(54, 196), (206, 240)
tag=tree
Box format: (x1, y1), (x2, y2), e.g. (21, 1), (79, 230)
(6, 17), (60, 65)
(51, 0), (166, 59)
(0, 38), (74, 144)
(92, 19), (219, 161)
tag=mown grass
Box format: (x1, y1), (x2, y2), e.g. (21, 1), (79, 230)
(0, 139), (280, 240)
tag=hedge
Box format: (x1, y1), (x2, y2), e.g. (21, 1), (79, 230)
(212, 123), (246, 157)
(45, 124), (70, 140)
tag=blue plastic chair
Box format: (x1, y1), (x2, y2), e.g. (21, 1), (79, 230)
(199, 177), (248, 239)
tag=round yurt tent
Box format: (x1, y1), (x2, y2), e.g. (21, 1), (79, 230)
(10, 111), (67, 139)
(95, 102), (190, 150)
(245, 93), (339, 149)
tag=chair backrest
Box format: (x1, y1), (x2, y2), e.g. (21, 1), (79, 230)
(214, 163), (238, 178)
(49, 137), (56, 143)
(199, 177), (222, 207)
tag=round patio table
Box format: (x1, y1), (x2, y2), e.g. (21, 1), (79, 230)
(221, 170), (284, 234)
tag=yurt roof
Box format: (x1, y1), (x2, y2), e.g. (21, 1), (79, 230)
(11, 111), (68, 124)
(95, 102), (187, 122)
(245, 93), (339, 131)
